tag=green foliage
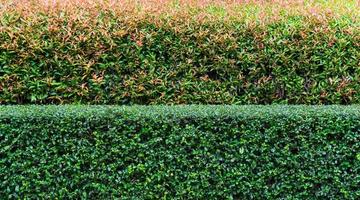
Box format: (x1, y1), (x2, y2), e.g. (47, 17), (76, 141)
(0, 11), (359, 104)
(1, 105), (360, 198)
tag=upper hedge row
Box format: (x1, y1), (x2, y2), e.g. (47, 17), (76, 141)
(0, 1), (359, 104)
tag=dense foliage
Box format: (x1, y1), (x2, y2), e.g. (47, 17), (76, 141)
(1, 105), (360, 198)
(0, 0), (359, 104)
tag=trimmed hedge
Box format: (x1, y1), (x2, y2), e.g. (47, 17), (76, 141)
(0, 2), (359, 104)
(1, 105), (360, 199)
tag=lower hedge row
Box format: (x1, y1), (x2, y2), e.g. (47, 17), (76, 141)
(1, 106), (360, 199)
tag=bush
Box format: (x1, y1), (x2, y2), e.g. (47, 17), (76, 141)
(0, 1), (359, 104)
(1, 105), (360, 198)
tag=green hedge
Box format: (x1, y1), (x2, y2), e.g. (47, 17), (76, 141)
(1, 10), (359, 104)
(1, 105), (360, 199)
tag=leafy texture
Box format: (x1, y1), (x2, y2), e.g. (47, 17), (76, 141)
(1, 105), (360, 198)
(0, 0), (359, 104)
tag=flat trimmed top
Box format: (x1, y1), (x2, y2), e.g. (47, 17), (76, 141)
(1, 105), (360, 120)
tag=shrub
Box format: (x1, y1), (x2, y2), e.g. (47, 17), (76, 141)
(0, 1), (359, 104)
(1, 105), (360, 198)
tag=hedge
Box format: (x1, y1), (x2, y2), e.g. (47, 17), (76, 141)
(1, 105), (360, 199)
(0, 1), (359, 105)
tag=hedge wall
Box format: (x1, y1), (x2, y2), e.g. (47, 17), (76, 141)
(0, 1), (359, 104)
(1, 105), (360, 199)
